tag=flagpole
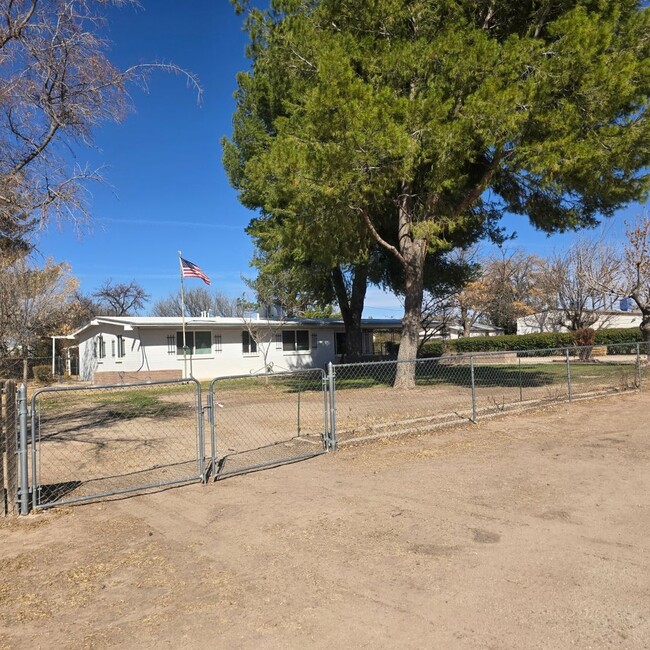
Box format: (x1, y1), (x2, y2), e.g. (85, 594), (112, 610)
(178, 251), (188, 379)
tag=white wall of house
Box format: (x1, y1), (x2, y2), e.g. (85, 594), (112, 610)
(78, 323), (340, 381)
(517, 311), (642, 335)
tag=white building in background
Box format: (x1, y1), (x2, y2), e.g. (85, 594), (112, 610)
(517, 310), (642, 335)
(68, 316), (403, 384)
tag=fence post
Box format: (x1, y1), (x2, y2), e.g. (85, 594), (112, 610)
(17, 384), (29, 515)
(327, 362), (337, 450)
(1, 381), (5, 515)
(566, 348), (572, 402)
(470, 355), (477, 423)
(296, 377), (302, 437)
(636, 343), (642, 390)
(207, 389), (216, 481)
(3, 381), (17, 515)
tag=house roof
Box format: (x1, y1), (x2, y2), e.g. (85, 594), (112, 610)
(69, 316), (404, 338)
(421, 320), (504, 334)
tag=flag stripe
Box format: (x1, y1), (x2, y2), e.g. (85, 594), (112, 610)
(180, 257), (211, 285)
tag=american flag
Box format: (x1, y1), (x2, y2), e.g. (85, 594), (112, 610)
(180, 257), (211, 285)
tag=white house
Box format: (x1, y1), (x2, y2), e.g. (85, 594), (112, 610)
(420, 320), (504, 340)
(517, 310), (642, 335)
(69, 316), (403, 384)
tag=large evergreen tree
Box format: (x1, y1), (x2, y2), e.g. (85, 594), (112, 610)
(225, 0), (649, 387)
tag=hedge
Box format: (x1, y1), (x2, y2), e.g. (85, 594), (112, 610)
(419, 327), (644, 357)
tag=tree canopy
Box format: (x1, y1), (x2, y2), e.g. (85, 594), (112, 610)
(225, 0), (649, 386)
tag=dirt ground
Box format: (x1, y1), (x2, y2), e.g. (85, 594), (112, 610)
(2, 391), (649, 649)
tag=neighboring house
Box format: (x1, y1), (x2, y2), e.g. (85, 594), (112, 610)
(421, 320), (504, 340)
(69, 316), (403, 383)
(517, 310), (642, 335)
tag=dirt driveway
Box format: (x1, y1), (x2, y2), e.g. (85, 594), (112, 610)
(2, 392), (649, 649)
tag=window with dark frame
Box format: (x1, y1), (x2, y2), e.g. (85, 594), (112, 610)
(97, 335), (106, 359)
(175, 331), (212, 355)
(214, 334), (222, 352)
(282, 330), (310, 352)
(117, 335), (126, 358)
(242, 331), (257, 354)
(177, 331), (194, 355)
(167, 335), (175, 355)
(194, 331), (211, 355)
(311, 333), (318, 349)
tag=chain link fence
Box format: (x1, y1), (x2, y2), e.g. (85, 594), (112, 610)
(209, 369), (330, 478)
(30, 379), (205, 509)
(0, 356), (78, 382)
(331, 357), (476, 443)
(332, 342), (649, 444)
(4, 340), (648, 514)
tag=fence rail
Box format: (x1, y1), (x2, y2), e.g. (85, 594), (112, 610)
(5, 341), (648, 513)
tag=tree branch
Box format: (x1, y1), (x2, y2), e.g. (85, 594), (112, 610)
(357, 206), (405, 265)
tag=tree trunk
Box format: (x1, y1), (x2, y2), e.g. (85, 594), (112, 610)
(641, 311), (650, 361)
(393, 250), (426, 388)
(393, 187), (427, 390)
(461, 304), (471, 337)
(331, 264), (367, 362)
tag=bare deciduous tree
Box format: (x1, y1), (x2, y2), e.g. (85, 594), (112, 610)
(92, 279), (149, 316)
(419, 289), (454, 349)
(479, 250), (541, 334)
(0, 0), (201, 252)
(544, 239), (618, 332)
(586, 217), (650, 346)
(151, 288), (239, 317)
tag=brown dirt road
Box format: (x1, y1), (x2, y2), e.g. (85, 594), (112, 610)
(2, 392), (649, 649)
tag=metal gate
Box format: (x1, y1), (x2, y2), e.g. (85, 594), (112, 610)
(30, 379), (205, 509)
(208, 369), (331, 479)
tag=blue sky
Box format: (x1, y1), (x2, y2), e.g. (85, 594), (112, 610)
(34, 1), (646, 318)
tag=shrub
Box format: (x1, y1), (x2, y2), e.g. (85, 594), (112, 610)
(32, 365), (53, 384)
(449, 331), (575, 354)
(593, 327), (643, 353)
(384, 340), (400, 356)
(419, 340), (444, 358)
(422, 327), (643, 356)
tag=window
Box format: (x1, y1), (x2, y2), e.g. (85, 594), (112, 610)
(96, 335), (106, 359)
(117, 335), (126, 359)
(167, 335), (176, 355)
(194, 332), (211, 355)
(242, 331), (257, 354)
(111, 339), (116, 358)
(176, 331), (212, 355)
(275, 333), (282, 350)
(335, 332), (346, 356)
(282, 330), (310, 352)
(177, 331), (193, 355)
(214, 334), (222, 353)
(311, 333), (318, 349)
